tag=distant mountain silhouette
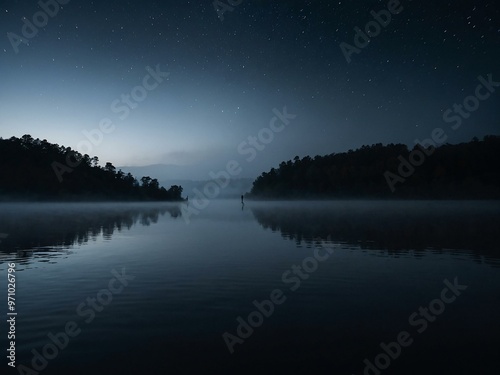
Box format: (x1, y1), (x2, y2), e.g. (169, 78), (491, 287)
(119, 164), (193, 181)
(0, 135), (184, 201)
(158, 178), (254, 199)
(248, 136), (500, 199)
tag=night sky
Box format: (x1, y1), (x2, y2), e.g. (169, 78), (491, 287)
(1, 0), (499, 179)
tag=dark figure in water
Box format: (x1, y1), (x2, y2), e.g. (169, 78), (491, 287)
(241, 195), (244, 204)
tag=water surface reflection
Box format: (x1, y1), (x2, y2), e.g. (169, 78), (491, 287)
(0, 202), (183, 263)
(251, 200), (500, 266)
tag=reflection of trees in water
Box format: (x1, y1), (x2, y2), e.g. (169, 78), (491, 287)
(251, 202), (500, 264)
(0, 203), (183, 259)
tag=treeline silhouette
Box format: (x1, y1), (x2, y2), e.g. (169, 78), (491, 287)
(0, 135), (183, 201)
(249, 135), (500, 199)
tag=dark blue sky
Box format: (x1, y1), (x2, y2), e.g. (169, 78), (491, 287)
(1, 0), (499, 179)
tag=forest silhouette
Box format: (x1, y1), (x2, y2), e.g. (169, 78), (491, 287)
(249, 135), (500, 199)
(2, 134), (500, 201)
(0, 135), (184, 201)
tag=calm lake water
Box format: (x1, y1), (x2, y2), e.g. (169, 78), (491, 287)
(1, 200), (499, 375)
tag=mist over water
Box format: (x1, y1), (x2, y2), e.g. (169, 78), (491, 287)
(1, 200), (499, 374)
